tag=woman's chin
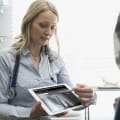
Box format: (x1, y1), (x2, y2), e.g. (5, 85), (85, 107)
(36, 40), (49, 47)
(43, 40), (49, 46)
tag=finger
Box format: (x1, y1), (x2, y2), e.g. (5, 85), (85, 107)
(76, 84), (86, 88)
(76, 92), (93, 98)
(54, 112), (68, 117)
(80, 97), (91, 103)
(74, 84), (93, 92)
(74, 87), (93, 93)
(35, 102), (41, 108)
(31, 102), (41, 112)
(34, 102), (47, 116)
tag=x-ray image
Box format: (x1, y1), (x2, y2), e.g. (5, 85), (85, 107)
(30, 84), (82, 114)
(38, 91), (81, 112)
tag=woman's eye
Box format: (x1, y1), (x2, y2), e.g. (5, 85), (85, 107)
(39, 23), (48, 28)
(39, 23), (56, 31)
(51, 26), (56, 30)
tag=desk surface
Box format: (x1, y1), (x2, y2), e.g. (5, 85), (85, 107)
(94, 87), (120, 91)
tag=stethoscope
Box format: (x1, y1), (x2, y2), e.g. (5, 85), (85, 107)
(7, 54), (20, 100)
(47, 54), (55, 82)
(7, 47), (55, 100)
(44, 46), (56, 83)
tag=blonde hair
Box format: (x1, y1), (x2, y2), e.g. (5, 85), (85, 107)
(12, 0), (60, 60)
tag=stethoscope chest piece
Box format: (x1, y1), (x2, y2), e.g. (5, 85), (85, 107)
(6, 87), (16, 100)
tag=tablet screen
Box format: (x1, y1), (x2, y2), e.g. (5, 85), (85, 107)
(32, 84), (82, 113)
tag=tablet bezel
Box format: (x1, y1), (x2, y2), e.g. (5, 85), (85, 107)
(28, 84), (83, 115)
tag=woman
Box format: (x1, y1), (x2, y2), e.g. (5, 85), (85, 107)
(0, 0), (96, 119)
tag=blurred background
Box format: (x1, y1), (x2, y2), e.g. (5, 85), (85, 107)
(1, 0), (120, 119)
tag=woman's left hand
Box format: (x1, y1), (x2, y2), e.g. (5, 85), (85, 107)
(54, 111), (68, 117)
(74, 83), (93, 105)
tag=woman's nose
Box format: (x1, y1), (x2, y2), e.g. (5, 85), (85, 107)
(45, 28), (52, 36)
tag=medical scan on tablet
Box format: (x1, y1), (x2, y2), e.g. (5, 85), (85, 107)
(29, 84), (83, 115)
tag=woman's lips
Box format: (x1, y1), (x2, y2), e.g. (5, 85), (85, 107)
(41, 36), (49, 41)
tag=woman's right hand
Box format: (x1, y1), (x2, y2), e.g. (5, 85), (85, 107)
(30, 102), (48, 119)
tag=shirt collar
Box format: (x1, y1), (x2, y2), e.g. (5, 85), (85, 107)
(22, 48), (31, 56)
(22, 47), (46, 56)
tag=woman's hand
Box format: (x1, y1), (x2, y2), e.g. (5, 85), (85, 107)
(113, 97), (120, 110)
(74, 84), (93, 105)
(30, 102), (48, 119)
(54, 111), (68, 117)
(30, 102), (68, 119)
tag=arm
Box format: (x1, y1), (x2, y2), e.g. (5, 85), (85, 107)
(0, 104), (32, 119)
(0, 54), (32, 119)
(56, 57), (97, 109)
(57, 65), (73, 87)
(56, 56), (73, 87)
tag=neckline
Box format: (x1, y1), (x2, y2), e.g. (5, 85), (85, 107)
(31, 54), (40, 58)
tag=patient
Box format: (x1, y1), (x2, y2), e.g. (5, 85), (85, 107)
(114, 99), (120, 120)
(113, 13), (120, 119)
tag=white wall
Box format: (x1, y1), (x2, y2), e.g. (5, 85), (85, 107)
(11, 0), (120, 119)
(0, 0), (12, 48)
(12, 0), (120, 86)
(51, 0), (120, 86)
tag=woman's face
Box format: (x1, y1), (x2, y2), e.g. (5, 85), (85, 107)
(30, 10), (57, 46)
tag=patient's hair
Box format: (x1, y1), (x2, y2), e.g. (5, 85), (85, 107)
(114, 13), (120, 66)
(115, 13), (120, 40)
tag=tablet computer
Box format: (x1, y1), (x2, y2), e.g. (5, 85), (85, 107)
(28, 84), (83, 115)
